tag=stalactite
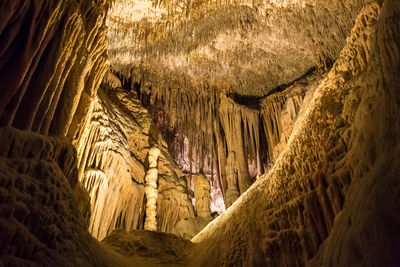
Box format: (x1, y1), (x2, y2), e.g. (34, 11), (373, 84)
(75, 92), (148, 240)
(1, 0), (395, 265)
(126, 59), (320, 209)
(260, 92), (287, 163)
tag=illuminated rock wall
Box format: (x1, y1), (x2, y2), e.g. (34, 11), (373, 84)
(193, 174), (211, 218)
(0, 0), (109, 141)
(0, 0), (399, 266)
(75, 79), (195, 239)
(0, 0), (112, 265)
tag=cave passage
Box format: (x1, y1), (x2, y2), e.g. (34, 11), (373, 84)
(0, 0), (400, 266)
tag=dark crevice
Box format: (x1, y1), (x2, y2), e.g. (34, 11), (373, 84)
(264, 66), (318, 96)
(228, 93), (262, 109)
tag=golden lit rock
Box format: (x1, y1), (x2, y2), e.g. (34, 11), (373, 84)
(193, 174), (211, 217)
(0, 0), (399, 266)
(144, 146), (161, 231)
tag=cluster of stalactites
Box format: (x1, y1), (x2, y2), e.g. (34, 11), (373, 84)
(260, 92), (287, 162)
(125, 71), (295, 206)
(107, 0), (264, 61)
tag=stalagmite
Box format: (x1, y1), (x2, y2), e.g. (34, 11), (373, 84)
(193, 174), (211, 217)
(144, 146), (161, 231)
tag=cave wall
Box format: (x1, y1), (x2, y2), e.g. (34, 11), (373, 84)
(0, 0), (116, 265)
(0, 0), (109, 141)
(192, 2), (400, 266)
(0, 0), (197, 246)
(0, 127), (123, 266)
(134, 69), (323, 208)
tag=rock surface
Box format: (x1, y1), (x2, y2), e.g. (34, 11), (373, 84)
(0, 0), (399, 266)
(0, 127), (112, 266)
(192, 174), (212, 218)
(102, 229), (193, 265)
(0, 0), (109, 139)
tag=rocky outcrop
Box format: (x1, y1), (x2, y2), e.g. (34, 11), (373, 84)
(192, 2), (400, 266)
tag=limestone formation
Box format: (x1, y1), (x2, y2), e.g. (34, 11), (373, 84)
(193, 174), (211, 218)
(0, 127), (111, 266)
(0, 0), (109, 139)
(224, 152), (241, 207)
(144, 147), (161, 231)
(0, 0), (399, 266)
(173, 216), (213, 240)
(75, 81), (195, 239)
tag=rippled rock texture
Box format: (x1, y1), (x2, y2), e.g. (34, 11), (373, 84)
(0, 127), (112, 266)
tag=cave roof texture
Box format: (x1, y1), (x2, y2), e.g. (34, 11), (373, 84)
(107, 0), (367, 97)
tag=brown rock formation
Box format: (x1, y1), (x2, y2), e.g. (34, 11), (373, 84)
(0, 0), (399, 266)
(144, 147), (161, 231)
(0, 0), (109, 139)
(0, 127), (114, 266)
(193, 174), (211, 218)
(75, 81), (195, 239)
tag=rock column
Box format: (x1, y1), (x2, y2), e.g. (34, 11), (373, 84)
(193, 174), (211, 217)
(144, 147), (161, 231)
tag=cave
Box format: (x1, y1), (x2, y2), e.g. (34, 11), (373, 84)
(0, 0), (399, 266)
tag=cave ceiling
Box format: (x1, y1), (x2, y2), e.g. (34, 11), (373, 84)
(106, 0), (368, 97)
